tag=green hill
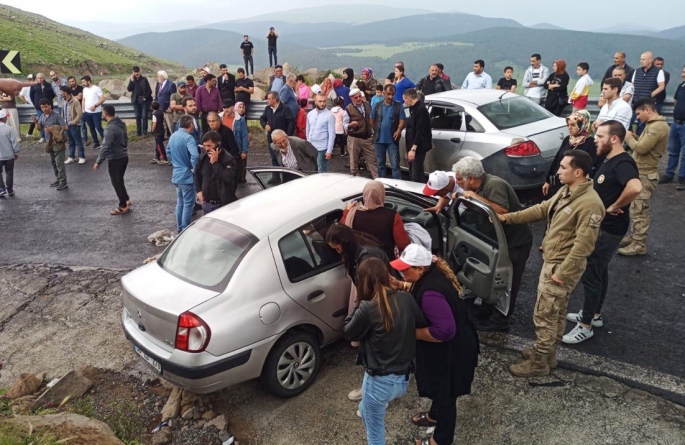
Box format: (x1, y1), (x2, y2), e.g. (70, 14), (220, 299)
(0, 5), (185, 76)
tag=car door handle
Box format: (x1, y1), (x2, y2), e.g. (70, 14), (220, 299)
(450, 137), (461, 143)
(307, 290), (324, 301)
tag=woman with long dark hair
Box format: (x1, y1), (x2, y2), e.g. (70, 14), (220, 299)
(343, 257), (425, 445)
(389, 244), (479, 445)
(393, 65), (415, 102)
(543, 59), (570, 116)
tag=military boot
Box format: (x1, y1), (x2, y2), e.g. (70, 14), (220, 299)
(617, 243), (647, 256)
(619, 234), (633, 247)
(521, 345), (558, 369)
(510, 350), (550, 377)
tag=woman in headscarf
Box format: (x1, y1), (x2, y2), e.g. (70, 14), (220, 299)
(333, 78), (351, 107)
(389, 244), (479, 445)
(542, 110), (602, 197)
(341, 181), (411, 261)
(321, 77), (337, 109)
(361, 67), (378, 101)
(342, 68), (356, 89)
(543, 59), (570, 116)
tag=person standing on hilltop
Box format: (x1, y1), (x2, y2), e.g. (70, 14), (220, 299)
(240, 35), (255, 76)
(393, 65), (415, 102)
(127, 66), (153, 137)
(361, 68), (378, 101)
(267, 27), (279, 67)
(523, 54), (549, 105)
(218, 64), (236, 103)
(234, 68), (254, 115)
(416, 64), (452, 96)
(461, 60), (492, 90)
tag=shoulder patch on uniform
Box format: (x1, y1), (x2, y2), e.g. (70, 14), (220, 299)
(589, 213), (602, 228)
(597, 174), (605, 184)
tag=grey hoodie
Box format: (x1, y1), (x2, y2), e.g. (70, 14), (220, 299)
(96, 117), (128, 164)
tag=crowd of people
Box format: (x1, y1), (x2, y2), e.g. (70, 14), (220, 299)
(0, 39), (684, 444)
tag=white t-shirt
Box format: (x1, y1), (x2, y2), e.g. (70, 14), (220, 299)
(83, 85), (103, 113)
(446, 172), (465, 198)
(597, 99), (633, 130)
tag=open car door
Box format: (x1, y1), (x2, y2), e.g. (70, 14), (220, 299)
(446, 197), (512, 315)
(246, 167), (307, 190)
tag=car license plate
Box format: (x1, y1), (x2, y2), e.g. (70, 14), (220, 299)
(134, 345), (162, 374)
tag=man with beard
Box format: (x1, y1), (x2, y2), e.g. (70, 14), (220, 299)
(416, 64), (452, 95)
(206, 112), (240, 164)
(563, 120), (641, 344)
(194, 130), (237, 215)
(234, 68), (254, 114)
(67, 76), (89, 146)
(127, 66), (153, 136)
(218, 64), (236, 103)
(173, 97), (201, 147)
(306, 94), (336, 172)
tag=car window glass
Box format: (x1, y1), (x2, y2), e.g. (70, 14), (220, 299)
(252, 171), (304, 189)
(456, 205), (498, 248)
(159, 219), (254, 289)
(429, 105), (462, 131)
(464, 112), (485, 133)
(478, 96), (552, 130)
(280, 231), (316, 281)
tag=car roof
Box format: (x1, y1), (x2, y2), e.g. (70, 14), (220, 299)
(206, 173), (371, 238)
(426, 89), (518, 106)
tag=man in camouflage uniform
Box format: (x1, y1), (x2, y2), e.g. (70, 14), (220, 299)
(618, 98), (669, 256)
(498, 151), (605, 377)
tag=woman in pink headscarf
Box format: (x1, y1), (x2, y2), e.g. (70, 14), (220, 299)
(361, 67), (378, 101)
(321, 77), (337, 109)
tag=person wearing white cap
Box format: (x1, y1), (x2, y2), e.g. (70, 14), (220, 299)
(198, 66), (211, 86)
(0, 109), (20, 197)
(422, 170), (464, 213)
(389, 244), (479, 445)
(344, 87), (379, 178)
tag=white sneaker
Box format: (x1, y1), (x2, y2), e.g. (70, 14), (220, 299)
(563, 323), (594, 344)
(78, 158), (86, 165)
(64, 157), (77, 164)
(347, 388), (362, 402)
(566, 310), (603, 327)
(39, 138), (45, 143)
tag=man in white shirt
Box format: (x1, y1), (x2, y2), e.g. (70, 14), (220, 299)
(422, 170), (465, 213)
(80, 75), (106, 149)
(523, 53), (549, 104)
(598, 67), (634, 107)
(461, 60), (492, 90)
(594, 78), (633, 131)
(306, 94), (335, 172)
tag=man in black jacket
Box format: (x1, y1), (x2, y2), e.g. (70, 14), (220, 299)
(93, 105), (130, 215)
(260, 91), (295, 166)
(207, 111), (240, 187)
(218, 64), (236, 103)
(416, 65), (452, 96)
(195, 130), (237, 214)
(29, 73), (56, 142)
(403, 88), (432, 183)
(127, 66), (153, 137)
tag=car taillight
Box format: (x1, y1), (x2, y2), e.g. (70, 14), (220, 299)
(175, 312), (211, 353)
(505, 139), (541, 157)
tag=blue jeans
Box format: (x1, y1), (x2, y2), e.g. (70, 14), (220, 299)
(66, 124), (85, 158)
(34, 108), (45, 139)
(132, 100), (149, 135)
(359, 373), (408, 445)
(84, 112), (105, 147)
(317, 151), (328, 172)
(268, 45), (277, 66)
(81, 119), (88, 142)
(174, 183), (196, 232)
(375, 142), (401, 179)
(665, 121), (685, 180)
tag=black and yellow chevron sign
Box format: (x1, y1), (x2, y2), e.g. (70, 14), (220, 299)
(0, 50), (21, 74)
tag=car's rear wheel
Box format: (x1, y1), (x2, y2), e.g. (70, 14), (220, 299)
(260, 331), (321, 398)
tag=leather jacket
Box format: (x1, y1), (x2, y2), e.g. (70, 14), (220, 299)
(343, 291), (426, 376)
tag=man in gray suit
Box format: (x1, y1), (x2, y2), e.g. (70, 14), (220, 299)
(271, 130), (318, 172)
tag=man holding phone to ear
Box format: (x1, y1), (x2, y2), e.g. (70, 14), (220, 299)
(195, 130), (237, 214)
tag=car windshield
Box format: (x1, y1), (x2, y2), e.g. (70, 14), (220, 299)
(478, 96), (553, 130)
(159, 218), (254, 290)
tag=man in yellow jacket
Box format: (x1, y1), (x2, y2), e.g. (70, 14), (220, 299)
(498, 150), (605, 377)
(619, 98), (669, 255)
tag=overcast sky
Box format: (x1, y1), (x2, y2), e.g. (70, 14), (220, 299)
(2, 0), (684, 31)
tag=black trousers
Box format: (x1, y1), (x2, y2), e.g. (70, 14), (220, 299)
(507, 242), (532, 317)
(428, 392), (457, 445)
(580, 230), (623, 325)
(408, 151), (426, 183)
(108, 156), (130, 208)
(243, 55), (254, 75)
(0, 159), (15, 191)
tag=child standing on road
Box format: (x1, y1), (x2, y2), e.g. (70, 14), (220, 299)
(330, 97), (347, 156)
(150, 101), (169, 165)
(570, 62), (593, 111)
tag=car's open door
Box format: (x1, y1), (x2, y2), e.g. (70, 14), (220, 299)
(246, 167), (307, 190)
(446, 197), (512, 315)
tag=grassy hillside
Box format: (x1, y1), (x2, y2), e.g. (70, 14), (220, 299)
(0, 5), (185, 75)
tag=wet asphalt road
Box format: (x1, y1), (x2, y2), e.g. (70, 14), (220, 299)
(1, 138), (683, 381)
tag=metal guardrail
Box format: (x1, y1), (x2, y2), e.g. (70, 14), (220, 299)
(13, 98), (676, 125)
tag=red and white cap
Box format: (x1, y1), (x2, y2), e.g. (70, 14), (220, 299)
(423, 171), (450, 196)
(0, 110), (7, 119)
(201, 67), (211, 74)
(390, 244), (433, 271)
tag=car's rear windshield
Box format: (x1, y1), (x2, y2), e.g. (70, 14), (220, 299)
(478, 96), (553, 130)
(159, 218), (255, 290)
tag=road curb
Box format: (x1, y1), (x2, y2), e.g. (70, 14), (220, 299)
(480, 332), (685, 407)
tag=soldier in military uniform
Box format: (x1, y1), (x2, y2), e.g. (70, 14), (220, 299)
(498, 151), (605, 377)
(619, 98), (669, 256)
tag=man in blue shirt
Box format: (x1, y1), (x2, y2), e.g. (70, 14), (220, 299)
(167, 115), (199, 233)
(279, 74), (299, 118)
(306, 94), (336, 172)
(462, 60), (493, 90)
(370, 84), (405, 179)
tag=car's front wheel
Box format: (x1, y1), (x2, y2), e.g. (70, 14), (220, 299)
(260, 331), (321, 398)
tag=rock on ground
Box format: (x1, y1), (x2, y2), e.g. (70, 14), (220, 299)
(3, 413), (124, 445)
(161, 386), (182, 422)
(31, 370), (93, 410)
(5, 372), (44, 399)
